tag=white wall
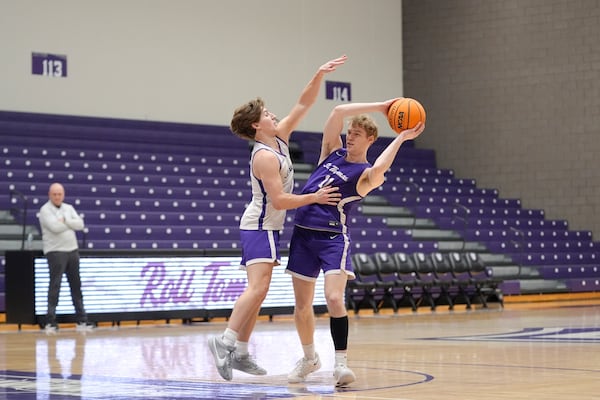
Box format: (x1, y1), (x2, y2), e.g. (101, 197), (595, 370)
(0, 0), (403, 135)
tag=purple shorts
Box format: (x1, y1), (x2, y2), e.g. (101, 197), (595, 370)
(285, 226), (355, 281)
(240, 229), (281, 269)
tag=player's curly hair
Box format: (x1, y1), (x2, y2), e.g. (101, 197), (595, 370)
(230, 97), (264, 141)
(349, 114), (378, 141)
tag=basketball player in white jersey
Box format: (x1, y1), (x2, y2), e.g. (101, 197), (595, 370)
(208, 55), (347, 381)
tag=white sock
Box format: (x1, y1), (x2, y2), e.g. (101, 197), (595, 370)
(302, 343), (316, 360)
(235, 340), (249, 356)
(222, 328), (238, 347)
(335, 351), (348, 366)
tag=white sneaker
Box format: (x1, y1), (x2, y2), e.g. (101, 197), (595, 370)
(231, 353), (267, 375)
(334, 364), (356, 387)
(287, 353), (321, 383)
(208, 336), (235, 381)
(76, 322), (95, 332)
(44, 324), (58, 335)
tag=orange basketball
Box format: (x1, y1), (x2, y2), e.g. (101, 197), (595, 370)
(387, 98), (426, 134)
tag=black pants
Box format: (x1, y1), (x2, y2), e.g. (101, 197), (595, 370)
(45, 250), (87, 325)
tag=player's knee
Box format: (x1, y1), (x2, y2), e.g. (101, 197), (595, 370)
(248, 282), (270, 301)
(325, 292), (345, 311)
(294, 301), (313, 316)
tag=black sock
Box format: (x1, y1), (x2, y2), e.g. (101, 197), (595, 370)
(330, 316), (349, 351)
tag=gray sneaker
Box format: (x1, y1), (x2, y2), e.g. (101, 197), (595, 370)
(287, 353), (321, 383)
(231, 353), (267, 375)
(208, 336), (235, 381)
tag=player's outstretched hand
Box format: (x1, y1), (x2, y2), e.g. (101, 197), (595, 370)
(400, 122), (426, 141)
(318, 55), (348, 74)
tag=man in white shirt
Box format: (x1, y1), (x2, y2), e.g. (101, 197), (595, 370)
(38, 182), (94, 333)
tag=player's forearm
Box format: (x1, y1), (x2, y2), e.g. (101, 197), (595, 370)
(271, 192), (318, 211)
(371, 134), (408, 176)
(333, 102), (388, 117)
(296, 69), (326, 108)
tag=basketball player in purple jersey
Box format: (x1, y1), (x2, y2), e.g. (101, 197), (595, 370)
(208, 55), (347, 381)
(285, 100), (425, 386)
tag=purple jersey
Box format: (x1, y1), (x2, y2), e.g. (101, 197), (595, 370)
(293, 148), (370, 234)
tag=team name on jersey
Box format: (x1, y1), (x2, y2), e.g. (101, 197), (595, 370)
(322, 162), (349, 182)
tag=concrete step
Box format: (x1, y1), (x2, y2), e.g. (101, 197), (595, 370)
(294, 172), (311, 181)
(361, 205), (413, 217)
(0, 211), (15, 222)
(518, 279), (569, 294)
(488, 265), (523, 280)
(362, 195), (390, 206)
(294, 163), (314, 173)
(410, 229), (462, 241)
(479, 253), (515, 265)
(0, 239), (43, 252)
(386, 217), (435, 228)
(436, 241), (487, 252)
(0, 224), (39, 236)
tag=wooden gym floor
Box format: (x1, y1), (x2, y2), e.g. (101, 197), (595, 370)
(1, 293), (599, 400)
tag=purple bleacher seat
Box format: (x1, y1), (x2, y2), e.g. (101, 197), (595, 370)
(349, 240), (438, 254)
(82, 210), (242, 227)
(88, 224), (238, 242)
(412, 205), (452, 218)
(4, 142), (250, 168)
(387, 166), (455, 178)
(511, 251), (598, 266)
(536, 265), (600, 280)
(68, 196), (248, 214)
(348, 215), (390, 227)
(484, 241), (521, 253)
(466, 206), (543, 219)
(498, 280), (521, 295)
(463, 228), (523, 241)
(516, 218), (568, 229)
(486, 240), (598, 253)
(467, 227), (590, 243)
(564, 278), (600, 292)
(85, 239), (240, 250)
(5, 166), (251, 191)
(1, 169), (49, 183)
(381, 180), (497, 198)
(524, 240), (597, 252)
(385, 193), (503, 208)
(3, 110), (597, 271)
(388, 175), (477, 188)
(351, 227), (412, 241)
(2, 131), (250, 159)
(285, 212), (390, 228)
(351, 241), (398, 253)
(523, 229), (592, 241)
(5, 157), (250, 181)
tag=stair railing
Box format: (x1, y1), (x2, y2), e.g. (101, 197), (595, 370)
(451, 203), (470, 252)
(9, 189), (28, 250)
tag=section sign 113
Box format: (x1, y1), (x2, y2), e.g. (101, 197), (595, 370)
(32, 52), (68, 77)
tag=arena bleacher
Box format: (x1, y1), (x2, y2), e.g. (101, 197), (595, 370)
(1, 110), (599, 313)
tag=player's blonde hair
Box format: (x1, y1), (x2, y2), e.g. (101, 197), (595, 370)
(349, 114), (378, 141)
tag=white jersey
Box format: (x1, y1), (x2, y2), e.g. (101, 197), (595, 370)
(240, 137), (294, 231)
